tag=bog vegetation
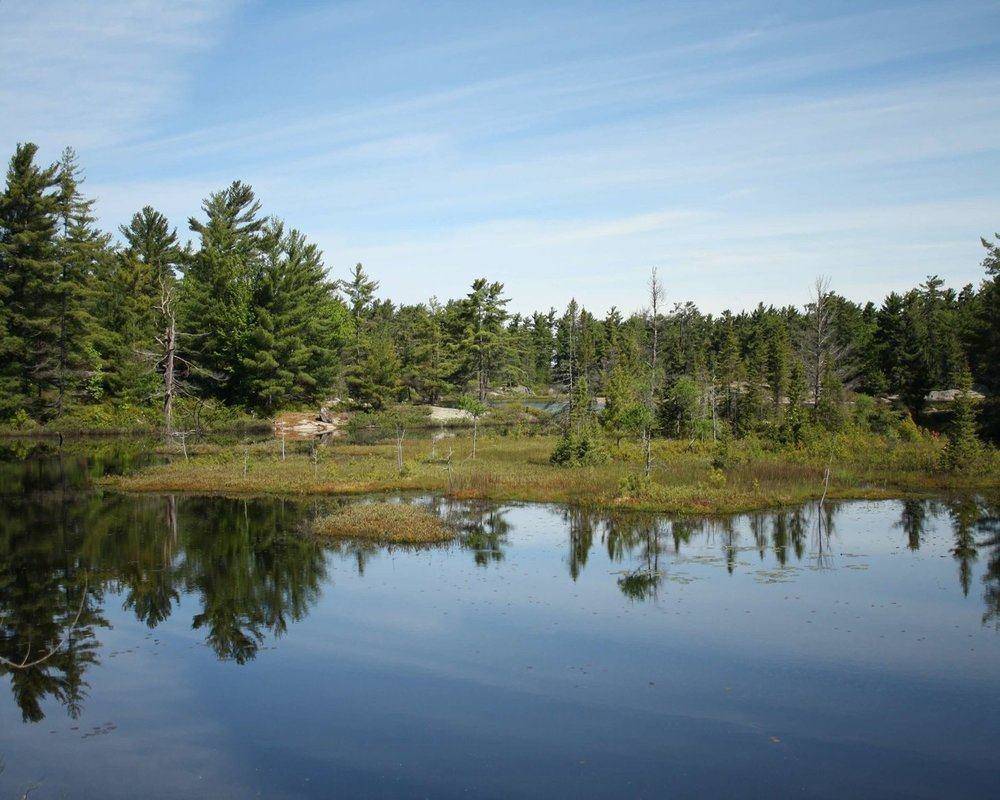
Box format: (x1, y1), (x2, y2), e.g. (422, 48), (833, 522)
(311, 502), (455, 544)
(2, 142), (998, 488)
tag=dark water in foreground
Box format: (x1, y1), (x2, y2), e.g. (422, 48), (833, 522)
(0, 443), (998, 799)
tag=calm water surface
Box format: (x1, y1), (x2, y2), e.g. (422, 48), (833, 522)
(0, 441), (997, 798)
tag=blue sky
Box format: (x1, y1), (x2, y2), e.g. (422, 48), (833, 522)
(3, 0), (1000, 313)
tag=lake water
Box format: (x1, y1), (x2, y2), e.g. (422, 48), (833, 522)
(0, 441), (998, 798)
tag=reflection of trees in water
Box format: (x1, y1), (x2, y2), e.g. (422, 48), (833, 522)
(901, 496), (999, 621)
(570, 504), (832, 599)
(750, 513), (768, 561)
(438, 500), (511, 567)
(0, 472), (108, 722)
(947, 497), (980, 597)
(896, 500), (929, 551)
(613, 518), (667, 600)
(1, 459), (328, 720)
(942, 496), (1000, 627)
(317, 497), (514, 574)
(562, 507), (595, 581)
(181, 498), (327, 664)
(979, 502), (1000, 630)
(774, 507), (807, 565)
(818, 501), (839, 568)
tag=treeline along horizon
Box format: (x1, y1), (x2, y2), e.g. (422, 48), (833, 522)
(1, 142), (998, 442)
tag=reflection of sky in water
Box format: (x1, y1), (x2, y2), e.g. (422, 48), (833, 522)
(0, 453), (997, 798)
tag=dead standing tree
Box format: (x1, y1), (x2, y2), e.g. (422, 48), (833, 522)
(801, 276), (850, 406)
(643, 267), (664, 477)
(139, 280), (222, 439)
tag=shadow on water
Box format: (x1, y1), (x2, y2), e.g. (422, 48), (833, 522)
(1, 439), (998, 727)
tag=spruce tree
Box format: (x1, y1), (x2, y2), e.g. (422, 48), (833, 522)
(717, 318), (743, 423)
(0, 143), (62, 419)
(530, 309), (556, 386)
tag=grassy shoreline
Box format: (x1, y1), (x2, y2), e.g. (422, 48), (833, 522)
(104, 433), (999, 515)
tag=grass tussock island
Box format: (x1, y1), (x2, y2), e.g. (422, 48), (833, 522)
(107, 431), (999, 515)
(311, 502), (455, 544)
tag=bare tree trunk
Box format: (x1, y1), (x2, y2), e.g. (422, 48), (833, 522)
(643, 427), (651, 478)
(644, 268), (663, 470)
(160, 283), (177, 435)
(805, 276), (837, 406)
(648, 267), (662, 369)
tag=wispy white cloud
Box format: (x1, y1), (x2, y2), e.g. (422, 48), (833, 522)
(321, 196), (1000, 315)
(5, 0), (999, 313)
(0, 0), (240, 152)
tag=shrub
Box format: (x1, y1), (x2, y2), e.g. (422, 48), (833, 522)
(550, 427), (609, 466)
(617, 472), (651, 498)
(710, 437), (737, 470)
(8, 409), (36, 431)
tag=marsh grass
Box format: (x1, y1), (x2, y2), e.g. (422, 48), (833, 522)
(312, 502), (455, 544)
(108, 432), (999, 515)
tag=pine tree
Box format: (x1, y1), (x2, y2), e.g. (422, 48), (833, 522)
(53, 147), (111, 412)
(244, 223), (348, 412)
(940, 365), (981, 473)
(0, 143), (62, 419)
(717, 318), (743, 423)
(783, 356), (808, 444)
(815, 361), (845, 431)
(876, 292), (908, 397)
(345, 327), (401, 409)
(97, 206), (184, 401)
(456, 278), (510, 401)
(765, 319), (791, 414)
(397, 300), (450, 403)
(342, 263), (379, 363)
(181, 181), (266, 407)
(975, 234), (1000, 440)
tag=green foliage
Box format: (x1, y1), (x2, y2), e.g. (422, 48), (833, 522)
(456, 394), (488, 418)
(661, 375), (701, 438)
(602, 363), (652, 444)
(181, 181), (267, 407)
(940, 367), (982, 473)
(243, 222), (349, 413)
(0, 143), (63, 418)
(814, 363), (846, 431)
(94, 205), (182, 401)
(710, 436), (737, 470)
(345, 329), (402, 410)
(550, 427), (609, 466)
(451, 278), (510, 400)
(0, 141), (998, 453)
